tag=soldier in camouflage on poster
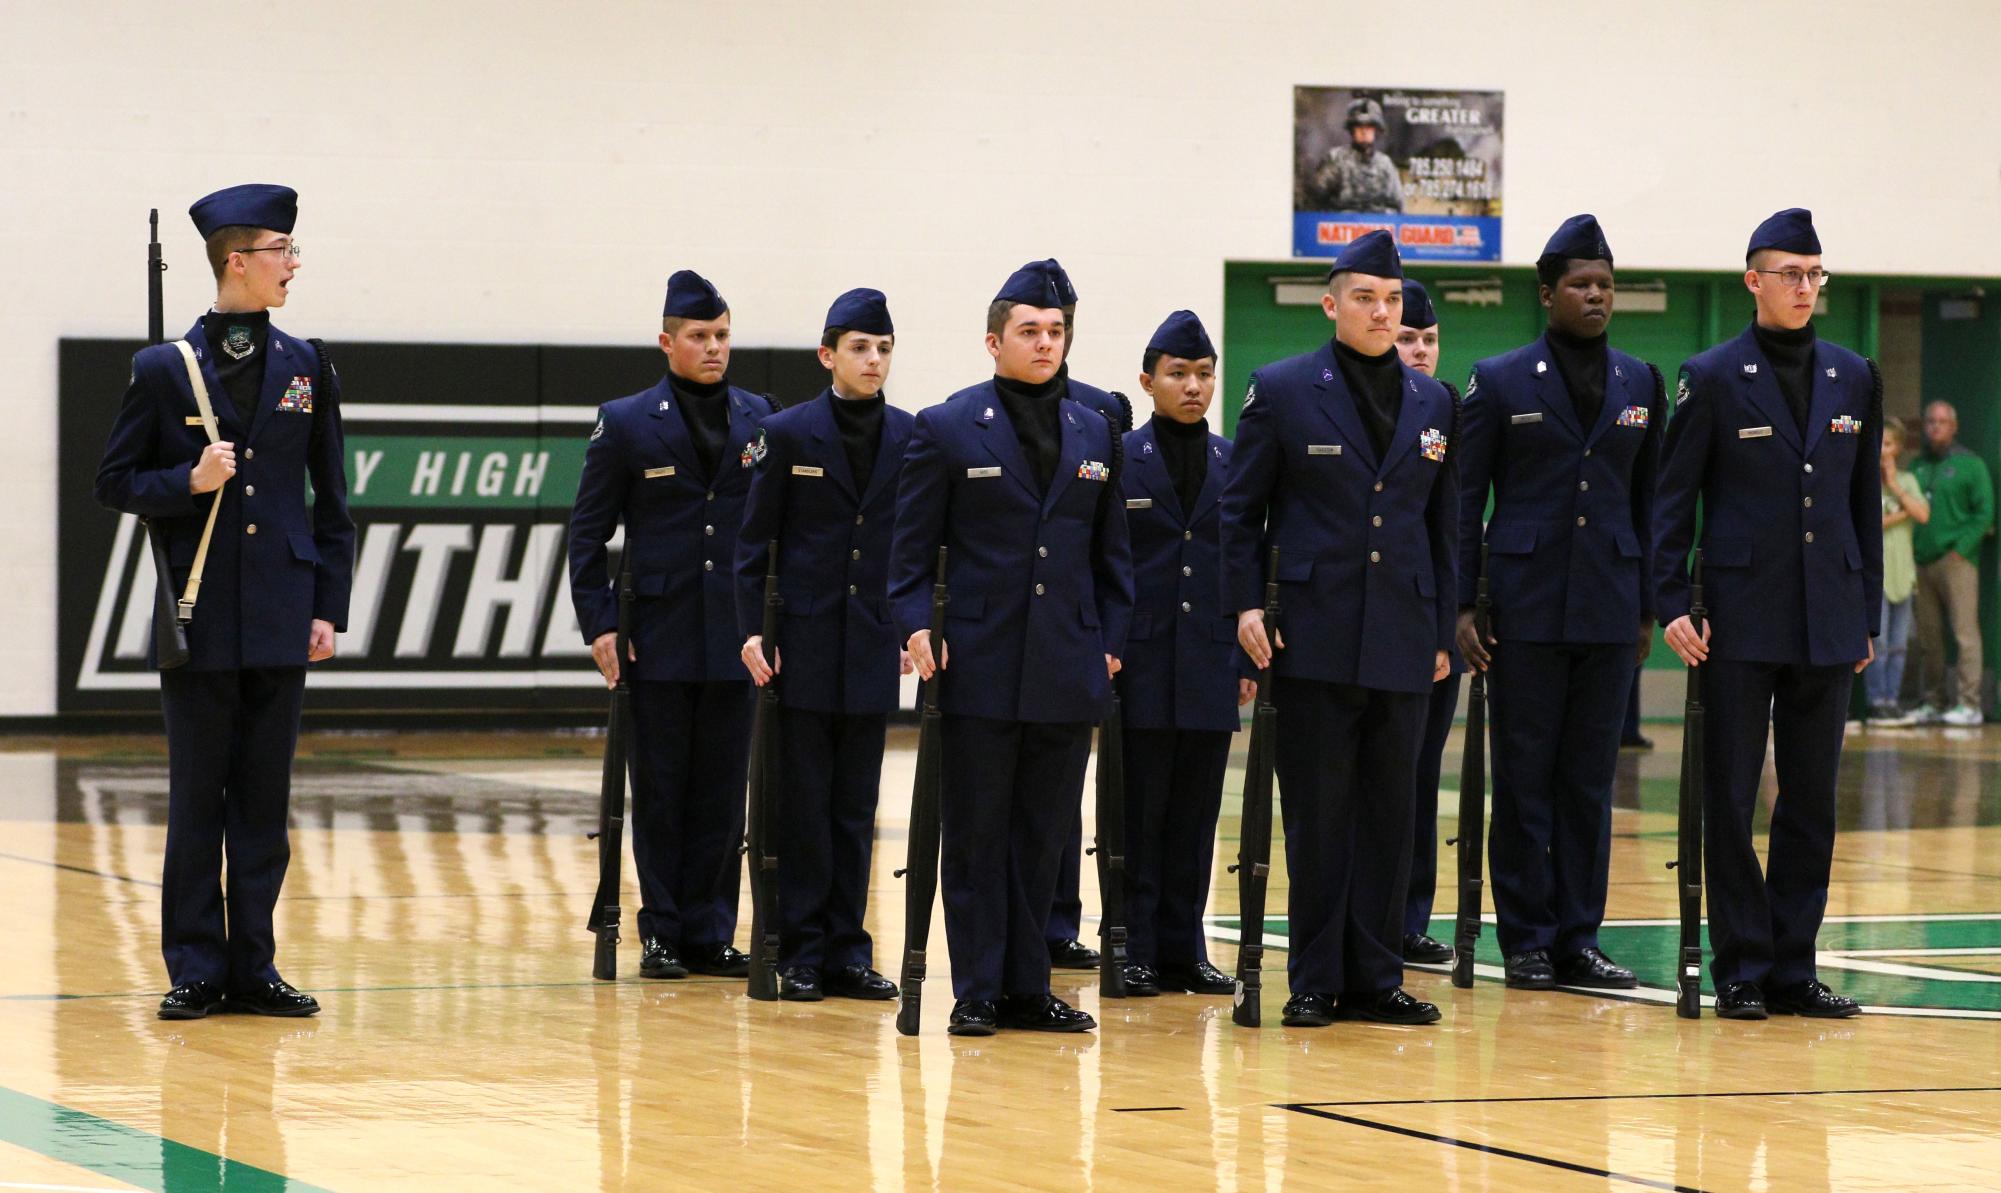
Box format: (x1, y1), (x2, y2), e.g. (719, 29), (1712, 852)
(1304, 98), (1406, 214)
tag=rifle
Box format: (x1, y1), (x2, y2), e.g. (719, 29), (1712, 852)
(142, 209), (191, 670)
(743, 541), (783, 1001)
(1449, 543), (1490, 988)
(587, 559), (636, 979)
(1666, 550), (1706, 1018)
(1230, 546), (1281, 1028)
(895, 547), (949, 1036)
(1090, 688), (1128, 998)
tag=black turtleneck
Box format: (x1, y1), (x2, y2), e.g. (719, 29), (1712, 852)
(1546, 326), (1609, 430)
(1752, 321), (1817, 436)
(1150, 413), (1208, 516)
(993, 373), (1064, 494)
(200, 309), (270, 419)
(670, 373), (731, 479)
(829, 390), (886, 490)
(1333, 339), (1402, 460)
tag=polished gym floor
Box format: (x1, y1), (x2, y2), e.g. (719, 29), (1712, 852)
(0, 720), (1997, 1191)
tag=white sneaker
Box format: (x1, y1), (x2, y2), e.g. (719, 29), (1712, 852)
(1909, 704), (1944, 725)
(1872, 705), (1919, 728)
(1942, 705), (1984, 727)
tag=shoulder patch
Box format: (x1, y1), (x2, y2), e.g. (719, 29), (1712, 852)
(1243, 378), (1258, 409)
(591, 416), (605, 442)
(1464, 369), (1478, 399)
(1675, 371), (1692, 408)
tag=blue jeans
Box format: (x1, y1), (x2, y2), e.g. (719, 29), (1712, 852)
(1865, 596), (1915, 707)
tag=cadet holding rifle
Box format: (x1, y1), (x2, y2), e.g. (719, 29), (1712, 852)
(567, 270), (772, 982)
(96, 184), (354, 1020)
(1220, 231), (1456, 1028)
(888, 264), (1133, 1036)
(736, 289), (912, 1003)
(1652, 209), (1880, 1020)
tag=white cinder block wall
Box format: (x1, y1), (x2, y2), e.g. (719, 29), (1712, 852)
(5, 0), (1998, 715)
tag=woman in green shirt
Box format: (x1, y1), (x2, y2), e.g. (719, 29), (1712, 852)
(1867, 419), (1930, 722)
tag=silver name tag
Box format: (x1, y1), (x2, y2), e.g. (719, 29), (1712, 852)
(1307, 444), (1342, 456)
(967, 466), (1003, 479)
(1511, 412), (1544, 425)
(1126, 498), (1153, 509)
(1739, 426), (1773, 439)
(791, 465), (825, 477)
(643, 466), (676, 479)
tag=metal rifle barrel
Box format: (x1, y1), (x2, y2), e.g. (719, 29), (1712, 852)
(745, 542), (783, 1001)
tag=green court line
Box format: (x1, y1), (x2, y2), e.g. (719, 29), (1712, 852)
(0, 1085), (333, 1193)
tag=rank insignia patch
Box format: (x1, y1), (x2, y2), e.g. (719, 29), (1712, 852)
(1675, 375), (1691, 407)
(591, 418), (605, 441)
(1077, 460), (1110, 482)
(1420, 427), (1448, 462)
(1244, 381), (1258, 408)
(222, 324), (256, 361)
(276, 376), (314, 414)
(1826, 367), (1838, 380)
(1617, 405), (1650, 428)
(1141, 442), (1153, 454)
(1830, 414), (1863, 435)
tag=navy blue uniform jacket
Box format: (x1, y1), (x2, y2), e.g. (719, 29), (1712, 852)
(1457, 337), (1662, 643)
(734, 390), (914, 715)
(94, 319), (354, 670)
(1652, 327), (1882, 665)
(1119, 421), (1244, 733)
(889, 382), (1134, 724)
(568, 377), (774, 683)
(1219, 341), (1458, 695)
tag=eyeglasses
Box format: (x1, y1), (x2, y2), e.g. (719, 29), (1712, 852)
(1755, 268), (1829, 289)
(239, 241), (302, 261)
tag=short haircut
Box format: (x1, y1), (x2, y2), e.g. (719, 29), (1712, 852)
(203, 225), (264, 281)
(1926, 399), (1958, 419)
(1141, 348), (1216, 375)
(1883, 418), (1907, 448)
(663, 309), (728, 336)
(821, 327), (894, 351)
(1536, 255), (1611, 291)
(986, 300), (1066, 339)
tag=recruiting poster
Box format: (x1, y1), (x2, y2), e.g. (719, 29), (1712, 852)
(1293, 85), (1505, 262)
(58, 339), (820, 714)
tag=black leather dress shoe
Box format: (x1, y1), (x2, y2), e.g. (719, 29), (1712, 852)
(1504, 949), (1557, 989)
(1716, 981), (1768, 1020)
(1557, 946), (1638, 989)
(639, 937), (687, 979)
(999, 994), (1096, 1032)
(779, 966), (823, 1002)
(1767, 979), (1860, 1018)
(1118, 963), (1161, 997)
(1048, 938), (1100, 969)
(1335, 987), (1441, 1025)
(158, 981), (227, 1020)
(1403, 932), (1454, 964)
(1280, 991), (1336, 1027)
(1156, 960), (1236, 995)
(228, 980), (320, 1017)
(824, 964), (898, 1001)
(948, 999), (998, 1036)
(1621, 733), (1655, 750)
(686, 943), (751, 977)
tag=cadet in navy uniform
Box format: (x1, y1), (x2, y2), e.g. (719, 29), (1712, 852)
(95, 184), (353, 1020)
(568, 270), (772, 981)
(889, 266), (1133, 1035)
(1391, 280), (1463, 966)
(1020, 257), (1131, 972)
(1455, 216), (1661, 990)
(735, 289), (911, 1002)
(1221, 231), (1456, 1027)
(1654, 209), (1879, 1020)
(1114, 311), (1250, 997)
